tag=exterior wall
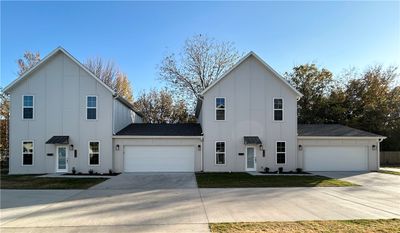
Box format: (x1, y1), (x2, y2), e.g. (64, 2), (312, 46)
(201, 55), (299, 172)
(113, 137), (203, 172)
(8, 51), (114, 174)
(113, 99), (142, 134)
(297, 138), (380, 171)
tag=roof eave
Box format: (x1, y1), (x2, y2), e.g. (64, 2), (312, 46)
(298, 136), (387, 140)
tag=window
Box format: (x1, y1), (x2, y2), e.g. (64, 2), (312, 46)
(22, 141), (33, 165)
(215, 97), (225, 120)
(23, 95), (34, 119)
(215, 141), (226, 165)
(276, 141), (286, 164)
(89, 141), (100, 165)
(273, 98), (283, 121)
(87, 96), (97, 120)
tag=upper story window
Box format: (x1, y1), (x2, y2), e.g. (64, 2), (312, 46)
(87, 96), (97, 120)
(89, 141), (100, 165)
(276, 141), (286, 164)
(273, 98), (283, 121)
(215, 97), (225, 120)
(23, 95), (34, 119)
(215, 141), (226, 165)
(22, 141), (34, 166)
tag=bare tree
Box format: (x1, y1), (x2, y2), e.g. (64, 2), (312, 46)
(17, 51), (41, 76)
(0, 88), (10, 170)
(159, 34), (240, 107)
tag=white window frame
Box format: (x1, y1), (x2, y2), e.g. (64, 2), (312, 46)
(22, 140), (34, 166)
(215, 97), (226, 121)
(273, 97), (284, 122)
(22, 95), (34, 120)
(276, 141), (286, 165)
(86, 95), (97, 120)
(88, 141), (100, 166)
(215, 141), (226, 165)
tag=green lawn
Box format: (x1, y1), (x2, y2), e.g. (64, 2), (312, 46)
(378, 170), (400, 176)
(210, 219), (400, 233)
(0, 174), (107, 189)
(195, 172), (355, 188)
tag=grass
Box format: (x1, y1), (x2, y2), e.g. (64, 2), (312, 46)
(0, 174), (107, 189)
(210, 219), (400, 233)
(378, 170), (400, 176)
(195, 172), (355, 188)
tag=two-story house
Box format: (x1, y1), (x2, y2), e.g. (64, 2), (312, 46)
(4, 47), (385, 174)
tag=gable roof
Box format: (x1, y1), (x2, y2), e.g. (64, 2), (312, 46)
(115, 96), (144, 118)
(200, 51), (303, 97)
(116, 123), (203, 136)
(298, 124), (385, 138)
(3, 46), (115, 94)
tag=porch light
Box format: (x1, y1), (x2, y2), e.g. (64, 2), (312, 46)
(298, 145), (303, 151)
(116, 144), (120, 151)
(198, 144), (201, 151)
(69, 144), (74, 151)
(372, 145), (376, 150)
(259, 144), (263, 151)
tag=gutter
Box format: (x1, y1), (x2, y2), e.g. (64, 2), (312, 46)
(297, 136), (387, 140)
(112, 135), (203, 139)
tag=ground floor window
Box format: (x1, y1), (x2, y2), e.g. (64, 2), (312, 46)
(276, 141), (286, 164)
(89, 141), (100, 165)
(22, 141), (33, 165)
(215, 141), (226, 165)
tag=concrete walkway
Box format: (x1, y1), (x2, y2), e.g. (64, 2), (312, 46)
(380, 167), (400, 173)
(1, 172), (400, 232)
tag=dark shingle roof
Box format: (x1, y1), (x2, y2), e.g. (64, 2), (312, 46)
(298, 124), (384, 137)
(116, 123), (203, 136)
(46, 136), (69, 144)
(244, 136), (262, 144)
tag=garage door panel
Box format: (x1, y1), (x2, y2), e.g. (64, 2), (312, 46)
(304, 146), (368, 171)
(124, 146), (194, 172)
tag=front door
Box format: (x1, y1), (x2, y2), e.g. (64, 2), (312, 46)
(246, 146), (256, 171)
(56, 146), (68, 172)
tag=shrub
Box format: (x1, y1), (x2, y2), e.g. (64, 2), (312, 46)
(278, 167), (283, 173)
(88, 169), (94, 175)
(72, 167), (76, 174)
(264, 167), (270, 173)
(296, 168), (303, 173)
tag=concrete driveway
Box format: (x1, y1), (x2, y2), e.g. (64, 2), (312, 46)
(1, 172), (400, 232)
(1, 173), (209, 233)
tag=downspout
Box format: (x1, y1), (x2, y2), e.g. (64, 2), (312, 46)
(201, 134), (204, 172)
(377, 137), (384, 170)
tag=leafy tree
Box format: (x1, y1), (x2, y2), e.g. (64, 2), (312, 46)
(85, 57), (134, 103)
(134, 89), (193, 123)
(285, 64), (334, 123)
(159, 34), (240, 108)
(17, 51), (41, 76)
(114, 73), (134, 103)
(0, 88), (10, 168)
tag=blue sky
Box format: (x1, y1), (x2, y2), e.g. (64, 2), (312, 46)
(1, 1), (399, 98)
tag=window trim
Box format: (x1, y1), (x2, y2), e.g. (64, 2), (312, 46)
(88, 141), (100, 166)
(276, 141), (286, 165)
(215, 141), (226, 165)
(215, 97), (226, 121)
(22, 95), (34, 120)
(21, 140), (34, 166)
(273, 97), (284, 122)
(86, 95), (98, 120)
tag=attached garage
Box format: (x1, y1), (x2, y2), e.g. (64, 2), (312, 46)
(124, 146), (195, 172)
(303, 146), (368, 171)
(113, 123), (203, 173)
(298, 124), (386, 172)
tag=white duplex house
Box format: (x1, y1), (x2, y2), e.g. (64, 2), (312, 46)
(4, 47), (385, 174)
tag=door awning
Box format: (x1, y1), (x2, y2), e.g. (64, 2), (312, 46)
(46, 136), (69, 144)
(244, 136), (262, 145)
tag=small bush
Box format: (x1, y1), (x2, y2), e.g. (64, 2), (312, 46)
(264, 167), (270, 173)
(72, 167), (76, 174)
(296, 168), (303, 173)
(88, 169), (94, 175)
(278, 167), (283, 173)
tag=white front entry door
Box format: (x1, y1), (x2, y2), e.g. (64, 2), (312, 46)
(246, 146), (256, 171)
(303, 146), (368, 171)
(56, 146), (68, 173)
(124, 146), (195, 172)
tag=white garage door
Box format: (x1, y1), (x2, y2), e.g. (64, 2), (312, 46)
(304, 146), (368, 171)
(124, 146), (195, 172)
